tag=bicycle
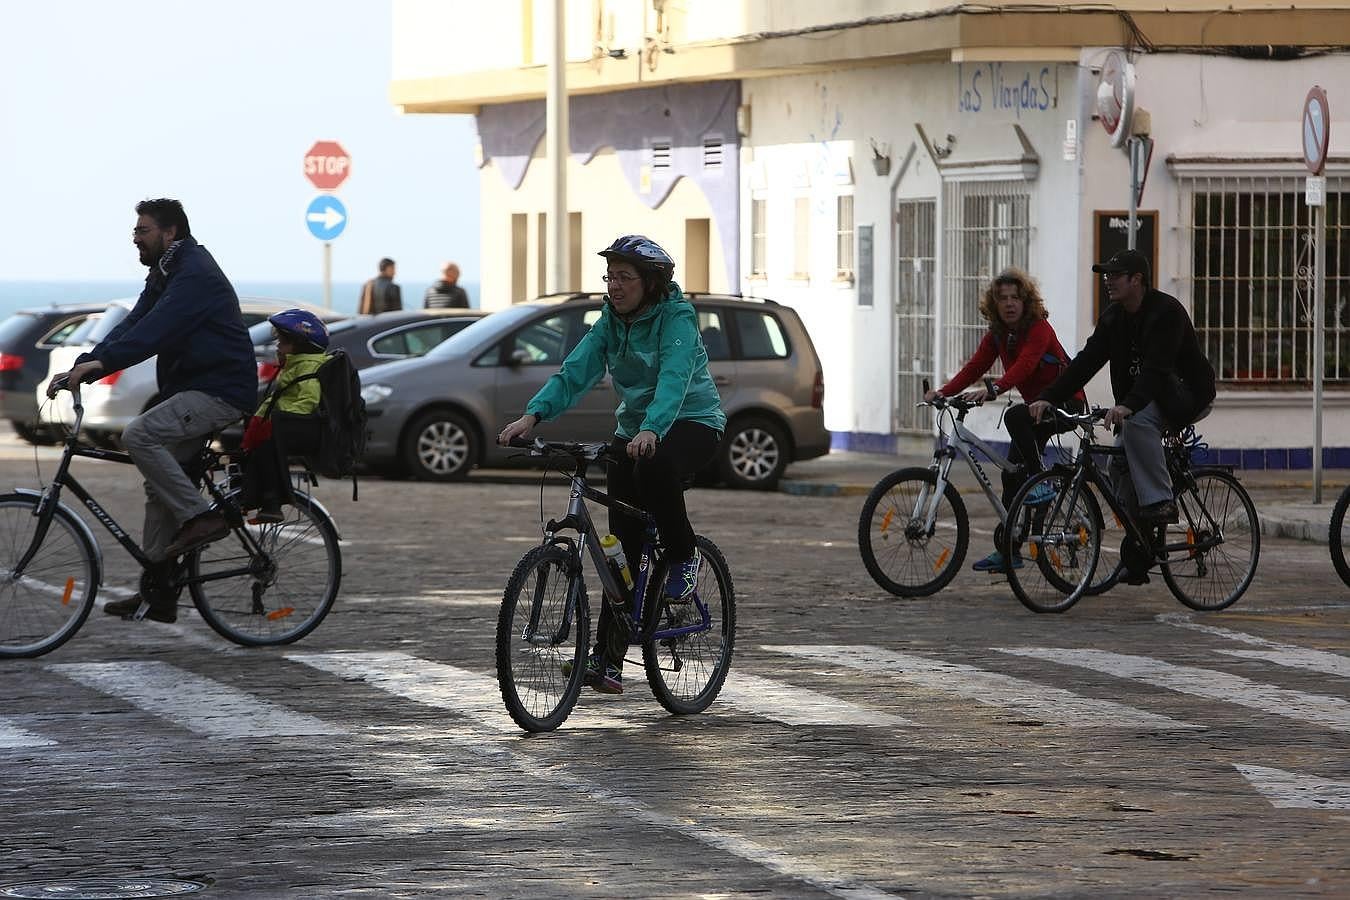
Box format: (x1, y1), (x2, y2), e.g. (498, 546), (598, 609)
(0, 384), (343, 658)
(858, 383), (1117, 597)
(495, 437), (735, 733)
(1002, 406), (1260, 614)
(1331, 482), (1350, 589)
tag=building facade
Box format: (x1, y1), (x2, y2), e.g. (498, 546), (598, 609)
(391, 0), (1350, 467)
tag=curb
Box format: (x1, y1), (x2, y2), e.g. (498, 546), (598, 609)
(1259, 513), (1330, 544)
(778, 481), (873, 497)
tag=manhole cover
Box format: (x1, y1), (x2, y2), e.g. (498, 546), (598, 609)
(0, 878), (208, 899)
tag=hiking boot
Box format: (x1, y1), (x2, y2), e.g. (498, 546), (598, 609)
(163, 511), (230, 559)
(971, 550), (1024, 573)
(664, 551), (701, 601)
(103, 594), (177, 623)
(1137, 499), (1179, 525)
(249, 507), (285, 525)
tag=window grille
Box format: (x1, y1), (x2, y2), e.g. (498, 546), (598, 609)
(793, 196), (811, 278)
(651, 141), (672, 170)
(836, 195), (855, 279)
(750, 198), (767, 276)
(897, 198), (937, 432)
(1176, 174), (1349, 386)
(702, 138), (722, 170)
(941, 180), (1031, 383)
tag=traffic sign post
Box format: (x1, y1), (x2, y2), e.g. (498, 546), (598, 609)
(303, 141), (351, 309)
(1303, 86), (1330, 503)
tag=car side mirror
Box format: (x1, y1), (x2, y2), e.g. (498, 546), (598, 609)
(508, 349), (530, 367)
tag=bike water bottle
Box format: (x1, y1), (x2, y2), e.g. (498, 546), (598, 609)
(600, 533), (634, 591)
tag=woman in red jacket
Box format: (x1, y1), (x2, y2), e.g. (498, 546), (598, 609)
(926, 268), (1086, 573)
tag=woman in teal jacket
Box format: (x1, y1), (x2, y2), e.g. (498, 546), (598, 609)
(498, 235), (726, 695)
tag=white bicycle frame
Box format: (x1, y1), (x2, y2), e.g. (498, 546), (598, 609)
(916, 402), (1023, 533)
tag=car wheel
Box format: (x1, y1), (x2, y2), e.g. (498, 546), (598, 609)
(401, 409), (478, 482)
(10, 420), (57, 445)
(718, 416), (788, 490)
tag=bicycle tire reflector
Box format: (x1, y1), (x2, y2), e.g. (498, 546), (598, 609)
(61, 577), (74, 606)
(266, 607), (295, 621)
(880, 509), (893, 534)
(934, 548), (950, 572)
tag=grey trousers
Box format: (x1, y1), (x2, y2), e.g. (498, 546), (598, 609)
(1109, 400), (1175, 510)
(121, 391), (243, 561)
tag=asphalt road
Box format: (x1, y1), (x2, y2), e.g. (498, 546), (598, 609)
(0, 447), (1347, 898)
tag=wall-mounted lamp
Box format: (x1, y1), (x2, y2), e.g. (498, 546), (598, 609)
(870, 138), (892, 177)
(932, 133), (956, 159)
(607, 48), (628, 59)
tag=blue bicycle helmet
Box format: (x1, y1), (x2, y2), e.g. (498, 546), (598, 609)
(268, 309), (330, 351)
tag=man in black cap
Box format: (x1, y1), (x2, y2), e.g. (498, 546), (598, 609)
(1030, 248), (1216, 540)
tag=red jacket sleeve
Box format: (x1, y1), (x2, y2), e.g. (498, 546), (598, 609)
(996, 320), (1055, 393)
(940, 333), (998, 395)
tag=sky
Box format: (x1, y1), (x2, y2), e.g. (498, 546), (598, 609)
(0, 1), (481, 287)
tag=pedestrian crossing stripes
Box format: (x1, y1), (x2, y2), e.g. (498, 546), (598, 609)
(0, 717), (56, 749)
(49, 660), (343, 738)
(996, 647), (1350, 733)
(1159, 614), (1350, 679)
(763, 644), (1198, 729)
(1235, 764), (1350, 810)
(717, 672), (915, 727)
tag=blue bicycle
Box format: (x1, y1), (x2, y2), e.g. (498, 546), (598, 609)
(496, 438), (736, 732)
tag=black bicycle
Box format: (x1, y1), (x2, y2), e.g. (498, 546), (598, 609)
(0, 386), (342, 657)
(496, 438), (736, 732)
(1001, 406), (1260, 613)
(1331, 483), (1350, 589)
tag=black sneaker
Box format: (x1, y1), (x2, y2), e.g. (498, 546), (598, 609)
(103, 595), (177, 623)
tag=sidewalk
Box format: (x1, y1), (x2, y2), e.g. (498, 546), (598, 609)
(780, 449), (1348, 544)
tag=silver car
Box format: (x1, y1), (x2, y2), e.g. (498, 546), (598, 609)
(360, 293), (829, 489)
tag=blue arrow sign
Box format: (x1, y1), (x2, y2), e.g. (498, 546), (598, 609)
(305, 195), (348, 241)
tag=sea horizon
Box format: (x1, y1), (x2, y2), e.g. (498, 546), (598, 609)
(0, 279), (481, 320)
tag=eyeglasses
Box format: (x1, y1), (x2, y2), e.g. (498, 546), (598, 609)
(132, 226), (157, 236)
(602, 272), (640, 284)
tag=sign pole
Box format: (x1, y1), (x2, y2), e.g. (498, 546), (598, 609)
(1313, 204), (1326, 502)
(1127, 138), (1140, 251)
(323, 242), (333, 310)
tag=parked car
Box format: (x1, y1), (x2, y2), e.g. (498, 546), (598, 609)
(359, 292), (829, 489)
(0, 303), (105, 443)
(252, 308), (490, 381)
(37, 297), (346, 447)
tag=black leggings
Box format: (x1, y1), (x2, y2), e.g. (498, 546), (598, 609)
(1000, 400), (1084, 506)
(595, 420), (721, 664)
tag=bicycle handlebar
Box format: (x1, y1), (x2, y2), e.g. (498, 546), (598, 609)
(507, 436), (614, 462)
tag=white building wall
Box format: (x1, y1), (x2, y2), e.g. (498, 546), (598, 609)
(742, 61), (1085, 440)
(478, 147), (729, 310)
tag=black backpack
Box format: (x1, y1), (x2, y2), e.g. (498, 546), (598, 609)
(274, 349), (367, 498)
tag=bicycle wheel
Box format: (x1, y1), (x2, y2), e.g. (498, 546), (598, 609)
(0, 494), (99, 658)
(644, 535), (736, 715)
(1004, 471), (1100, 614)
(1084, 482), (1126, 596)
(1161, 469), (1260, 611)
(496, 544), (589, 732)
(1331, 484), (1350, 589)
(189, 491), (342, 646)
(857, 467), (969, 597)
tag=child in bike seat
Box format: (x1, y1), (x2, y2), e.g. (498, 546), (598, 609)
(238, 309), (329, 524)
(927, 268), (1086, 574)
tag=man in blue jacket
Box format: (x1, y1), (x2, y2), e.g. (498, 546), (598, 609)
(51, 199), (257, 622)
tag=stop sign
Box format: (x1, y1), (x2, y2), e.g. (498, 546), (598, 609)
(304, 140), (351, 191)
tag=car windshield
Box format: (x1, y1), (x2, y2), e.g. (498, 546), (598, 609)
(80, 304), (131, 345)
(424, 305), (540, 358)
(0, 313), (39, 344)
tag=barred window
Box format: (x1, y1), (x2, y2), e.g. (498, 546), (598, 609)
(1179, 175), (1349, 386)
(941, 180), (1030, 383)
(836, 195), (855, 280)
(896, 198), (937, 432)
(750, 198), (767, 277)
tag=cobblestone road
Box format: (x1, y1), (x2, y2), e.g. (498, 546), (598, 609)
(0, 447), (1347, 898)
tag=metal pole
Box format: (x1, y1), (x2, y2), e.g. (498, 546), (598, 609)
(1127, 137), (1140, 250)
(1313, 201), (1326, 503)
(546, 0), (569, 294)
(322, 242), (332, 309)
